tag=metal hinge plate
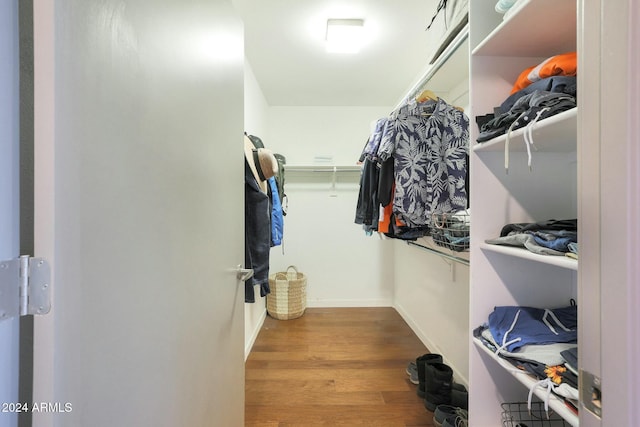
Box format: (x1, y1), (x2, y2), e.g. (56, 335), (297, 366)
(580, 369), (602, 418)
(0, 256), (51, 321)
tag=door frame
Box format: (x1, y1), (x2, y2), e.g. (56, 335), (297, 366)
(0, 1), (20, 427)
(31, 2), (55, 425)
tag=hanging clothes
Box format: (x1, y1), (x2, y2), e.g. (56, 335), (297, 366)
(244, 134), (281, 303)
(244, 159), (271, 303)
(268, 176), (283, 247)
(378, 97), (469, 229)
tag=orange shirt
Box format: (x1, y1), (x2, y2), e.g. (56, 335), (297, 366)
(511, 52), (577, 94)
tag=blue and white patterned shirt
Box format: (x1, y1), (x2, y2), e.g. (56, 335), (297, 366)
(378, 97), (469, 228)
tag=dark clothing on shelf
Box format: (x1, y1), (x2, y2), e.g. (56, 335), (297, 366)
(499, 219), (577, 236)
(499, 76), (577, 114)
(477, 90), (576, 143)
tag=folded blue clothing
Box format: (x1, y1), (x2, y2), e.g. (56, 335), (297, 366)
(529, 230), (577, 252)
(568, 242), (579, 254)
(488, 305), (577, 353)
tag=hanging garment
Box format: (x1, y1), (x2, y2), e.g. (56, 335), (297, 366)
(379, 97), (469, 228)
(243, 134), (278, 303)
(361, 118), (387, 160)
(354, 157), (381, 228)
(244, 160), (271, 303)
(268, 177), (283, 247)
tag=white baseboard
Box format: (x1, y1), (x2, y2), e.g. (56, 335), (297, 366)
(394, 302), (469, 388)
(244, 308), (267, 361)
(306, 298), (393, 308)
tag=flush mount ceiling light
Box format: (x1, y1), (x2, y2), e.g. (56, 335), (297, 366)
(325, 19), (365, 54)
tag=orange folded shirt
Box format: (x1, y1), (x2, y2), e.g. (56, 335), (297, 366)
(510, 51), (577, 94)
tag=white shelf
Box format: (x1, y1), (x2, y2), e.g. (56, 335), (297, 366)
(473, 338), (579, 427)
(480, 243), (577, 271)
(284, 164), (361, 173)
(473, 108), (577, 153)
(472, 0), (577, 57)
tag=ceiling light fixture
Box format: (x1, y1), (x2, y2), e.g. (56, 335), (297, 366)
(325, 19), (365, 54)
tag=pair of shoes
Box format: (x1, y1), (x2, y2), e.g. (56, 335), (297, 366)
(433, 404), (468, 427)
(416, 354), (443, 398)
(405, 361), (419, 385)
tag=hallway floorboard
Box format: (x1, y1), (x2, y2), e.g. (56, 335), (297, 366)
(245, 307), (435, 426)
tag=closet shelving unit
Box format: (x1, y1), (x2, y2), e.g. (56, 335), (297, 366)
(469, 1), (579, 426)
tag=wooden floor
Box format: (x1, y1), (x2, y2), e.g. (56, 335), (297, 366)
(245, 307), (436, 426)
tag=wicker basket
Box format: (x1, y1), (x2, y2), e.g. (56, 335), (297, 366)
(267, 265), (307, 320)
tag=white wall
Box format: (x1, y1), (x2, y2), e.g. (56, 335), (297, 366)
(267, 106), (395, 307)
(394, 242), (470, 385)
(392, 80), (471, 385)
(243, 61), (269, 358)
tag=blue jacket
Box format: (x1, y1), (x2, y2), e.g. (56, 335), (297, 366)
(268, 177), (283, 246)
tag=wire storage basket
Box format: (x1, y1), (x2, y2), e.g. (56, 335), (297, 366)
(431, 211), (470, 252)
(501, 402), (571, 426)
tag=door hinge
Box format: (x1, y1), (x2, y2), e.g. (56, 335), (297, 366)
(580, 369), (602, 418)
(0, 255), (51, 321)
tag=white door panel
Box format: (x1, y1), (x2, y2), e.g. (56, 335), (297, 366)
(33, 1), (245, 426)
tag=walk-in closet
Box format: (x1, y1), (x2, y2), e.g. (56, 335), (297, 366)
(12, 0), (636, 426)
(241, 0), (640, 426)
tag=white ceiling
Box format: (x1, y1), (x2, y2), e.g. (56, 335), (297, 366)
(234, 0), (439, 107)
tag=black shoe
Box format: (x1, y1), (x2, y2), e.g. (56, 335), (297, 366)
(451, 383), (468, 410)
(424, 362), (453, 411)
(416, 354), (443, 398)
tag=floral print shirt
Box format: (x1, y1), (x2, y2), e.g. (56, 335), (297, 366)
(377, 97), (469, 228)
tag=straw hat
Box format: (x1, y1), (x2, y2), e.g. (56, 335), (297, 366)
(244, 135), (277, 193)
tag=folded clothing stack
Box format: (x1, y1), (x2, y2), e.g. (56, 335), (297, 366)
(485, 219), (578, 257)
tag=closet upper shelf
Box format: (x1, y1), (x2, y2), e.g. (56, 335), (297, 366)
(284, 165), (361, 173)
(473, 108), (577, 153)
(397, 25), (469, 108)
(472, 0), (577, 57)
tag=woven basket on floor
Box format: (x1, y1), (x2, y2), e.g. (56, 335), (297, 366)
(267, 265), (307, 320)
